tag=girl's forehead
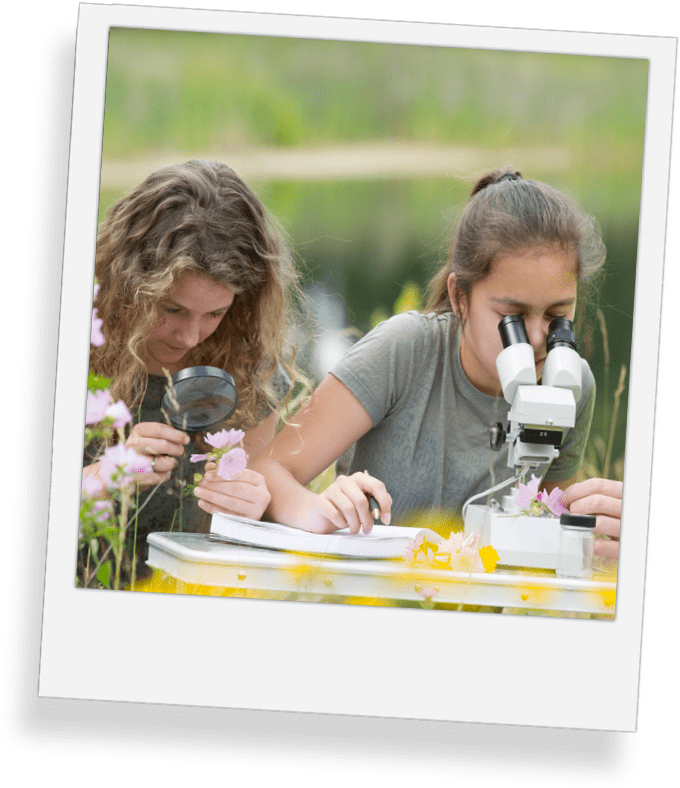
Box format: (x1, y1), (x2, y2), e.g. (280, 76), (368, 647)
(485, 247), (577, 288)
(166, 273), (235, 308)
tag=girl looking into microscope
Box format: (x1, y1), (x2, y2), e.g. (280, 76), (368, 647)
(250, 169), (622, 559)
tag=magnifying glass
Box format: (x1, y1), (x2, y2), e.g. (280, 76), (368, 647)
(160, 366), (238, 433)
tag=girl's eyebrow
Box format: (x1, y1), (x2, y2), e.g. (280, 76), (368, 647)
(490, 296), (576, 309)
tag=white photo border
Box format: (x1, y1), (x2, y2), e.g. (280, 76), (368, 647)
(39, 3), (676, 731)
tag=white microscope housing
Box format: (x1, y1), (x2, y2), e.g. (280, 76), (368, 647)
(463, 316), (583, 569)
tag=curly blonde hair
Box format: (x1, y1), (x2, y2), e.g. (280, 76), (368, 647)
(91, 160), (305, 429)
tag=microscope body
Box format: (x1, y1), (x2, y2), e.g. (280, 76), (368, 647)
(462, 317), (582, 570)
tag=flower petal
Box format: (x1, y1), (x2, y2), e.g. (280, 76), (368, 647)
(91, 308), (105, 347)
(217, 447), (248, 480)
(85, 389), (112, 425)
(204, 429), (231, 449)
(547, 487), (568, 516)
(106, 399), (132, 429)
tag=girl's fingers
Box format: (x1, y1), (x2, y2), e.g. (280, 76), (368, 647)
(195, 484), (270, 520)
(147, 454), (176, 474)
(130, 421), (190, 445)
(313, 473), (394, 534)
(592, 514), (621, 540)
(201, 468), (264, 486)
(568, 493), (622, 520)
(127, 422), (189, 457)
(335, 476), (376, 533)
(314, 494), (357, 533)
(196, 479), (263, 505)
(127, 436), (186, 458)
(561, 478), (622, 507)
(594, 537), (620, 559)
(349, 472), (393, 525)
(321, 474), (392, 534)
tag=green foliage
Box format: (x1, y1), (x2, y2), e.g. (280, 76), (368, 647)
(88, 371), (112, 392)
(96, 561), (111, 588)
(102, 29), (647, 158)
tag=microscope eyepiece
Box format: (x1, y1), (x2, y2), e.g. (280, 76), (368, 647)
(547, 317), (578, 354)
(498, 315), (530, 348)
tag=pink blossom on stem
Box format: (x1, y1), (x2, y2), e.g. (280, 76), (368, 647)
(217, 447), (248, 480)
(205, 428), (246, 449)
(106, 399), (132, 429)
(417, 587), (439, 600)
(547, 487), (568, 516)
(86, 389), (112, 424)
(190, 453), (209, 463)
(515, 475), (541, 510)
(81, 473), (104, 498)
(99, 443), (152, 489)
(91, 308), (105, 347)
(93, 500), (114, 522)
(404, 532), (425, 562)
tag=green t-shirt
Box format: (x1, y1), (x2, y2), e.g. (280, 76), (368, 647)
(332, 311), (595, 526)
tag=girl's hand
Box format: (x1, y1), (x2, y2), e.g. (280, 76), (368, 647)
(125, 421), (189, 487)
(194, 465), (272, 521)
(560, 478), (622, 559)
(307, 472), (392, 535)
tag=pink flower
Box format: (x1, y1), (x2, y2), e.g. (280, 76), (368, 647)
(86, 390), (112, 424)
(205, 428), (245, 449)
(93, 500), (114, 522)
(106, 399), (132, 429)
(81, 474), (104, 498)
(404, 532), (425, 562)
(190, 453), (209, 463)
(217, 447), (247, 480)
(91, 308), (105, 347)
(417, 587), (439, 600)
(99, 443), (152, 489)
(93, 283), (99, 301)
(437, 531), (484, 572)
(85, 391), (131, 429)
(515, 474), (567, 517)
(546, 487), (568, 516)
(515, 475), (541, 510)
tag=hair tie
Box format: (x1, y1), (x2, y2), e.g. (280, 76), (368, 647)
(495, 172), (521, 185)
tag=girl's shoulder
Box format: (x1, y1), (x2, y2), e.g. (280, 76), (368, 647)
(369, 309), (455, 345)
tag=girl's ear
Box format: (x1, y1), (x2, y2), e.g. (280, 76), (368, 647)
(447, 273), (467, 318)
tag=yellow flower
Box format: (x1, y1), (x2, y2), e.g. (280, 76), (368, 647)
(479, 545), (500, 573)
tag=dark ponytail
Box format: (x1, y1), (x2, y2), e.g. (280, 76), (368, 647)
(425, 168), (605, 319)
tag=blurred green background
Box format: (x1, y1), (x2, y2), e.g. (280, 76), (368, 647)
(98, 28), (648, 481)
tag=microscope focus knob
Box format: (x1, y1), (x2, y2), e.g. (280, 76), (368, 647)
(490, 422), (506, 451)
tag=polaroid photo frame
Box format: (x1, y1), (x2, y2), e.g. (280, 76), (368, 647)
(39, 3), (675, 730)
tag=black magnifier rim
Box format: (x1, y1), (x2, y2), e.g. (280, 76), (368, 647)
(161, 366), (238, 433)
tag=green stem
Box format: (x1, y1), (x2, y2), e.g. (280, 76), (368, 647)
(603, 365), (627, 480)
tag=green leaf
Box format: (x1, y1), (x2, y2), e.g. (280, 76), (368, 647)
(88, 371), (113, 392)
(96, 561), (111, 588)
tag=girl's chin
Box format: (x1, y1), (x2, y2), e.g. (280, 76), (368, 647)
(144, 343), (190, 374)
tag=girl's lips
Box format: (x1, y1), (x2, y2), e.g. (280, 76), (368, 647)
(163, 342), (188, 354)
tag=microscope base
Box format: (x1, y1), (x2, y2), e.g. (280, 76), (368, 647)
(463, 505), (562, 570)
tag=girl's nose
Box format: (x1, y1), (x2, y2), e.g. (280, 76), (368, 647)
(176, 319), (201, 348)
(525, 318), (549, 355)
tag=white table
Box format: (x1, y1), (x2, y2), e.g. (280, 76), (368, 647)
(146, 532), (617, 615)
